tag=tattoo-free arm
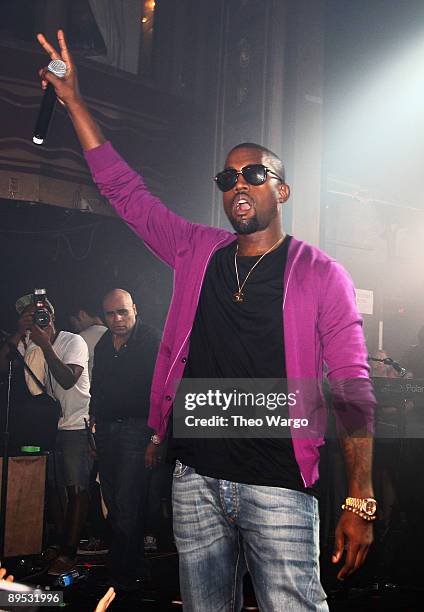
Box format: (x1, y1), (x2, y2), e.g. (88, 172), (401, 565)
(42, 344), (83, 390)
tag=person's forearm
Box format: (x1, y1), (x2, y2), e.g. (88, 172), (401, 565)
(340, 435), (374, 498)
(66, 98), (105, 152)
(42, 344), (76, 390)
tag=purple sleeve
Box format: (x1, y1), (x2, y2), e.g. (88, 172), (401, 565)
(318, 261), (369, 379)
(318, 261), (376, 433)
(84, 142), (193, 268)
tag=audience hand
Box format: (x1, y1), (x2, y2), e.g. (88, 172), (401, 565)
(94, 587), (116, 612)
(0, 566), (14, 583)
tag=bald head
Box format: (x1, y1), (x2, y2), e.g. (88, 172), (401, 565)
(103, 288), (137, 338)
(103, 288), (133, 306)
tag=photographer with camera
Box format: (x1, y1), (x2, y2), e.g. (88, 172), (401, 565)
(0, 291), (92, 576)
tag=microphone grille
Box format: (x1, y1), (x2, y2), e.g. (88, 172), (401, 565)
(47, 59), (67, 78)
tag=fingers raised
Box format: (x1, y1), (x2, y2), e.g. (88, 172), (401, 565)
(57, 29), (71, 65)
(36, 33), (61, 61)
(95, 587), (116, 612)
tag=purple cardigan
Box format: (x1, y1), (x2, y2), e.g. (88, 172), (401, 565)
(85, 142), (375, 487)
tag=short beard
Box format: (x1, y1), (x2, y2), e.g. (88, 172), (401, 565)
(228, 215), (260, 235)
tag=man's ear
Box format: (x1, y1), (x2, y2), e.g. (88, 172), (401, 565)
(133, 303), (138, 317)
(278, 183), (290, 203)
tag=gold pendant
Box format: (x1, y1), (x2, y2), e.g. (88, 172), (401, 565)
(233, 291), (244, 303)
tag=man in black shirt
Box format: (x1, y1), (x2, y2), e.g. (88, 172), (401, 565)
(90, 288), (159, 588)
(32, 31), (376, 607)
(173, 235), (308, 491)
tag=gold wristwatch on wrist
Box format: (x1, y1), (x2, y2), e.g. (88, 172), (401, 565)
(341, 497), (377, 521)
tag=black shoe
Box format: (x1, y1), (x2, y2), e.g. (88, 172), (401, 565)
(77, 537), (109, 555)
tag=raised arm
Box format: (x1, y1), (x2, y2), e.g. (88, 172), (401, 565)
(36, 30), (196, 268)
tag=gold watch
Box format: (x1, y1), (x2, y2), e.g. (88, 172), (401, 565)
(342, 497), (377, 521)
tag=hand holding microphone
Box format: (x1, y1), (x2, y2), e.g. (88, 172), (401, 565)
(34, 30), (83, 145)
(33, 59), (66, 144)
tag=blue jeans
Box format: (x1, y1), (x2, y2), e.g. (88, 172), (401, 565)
(95, 418), (151, 576)
(172, 463), (328, 611)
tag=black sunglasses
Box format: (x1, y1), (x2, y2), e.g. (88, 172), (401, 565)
(214, 164), (284, 192)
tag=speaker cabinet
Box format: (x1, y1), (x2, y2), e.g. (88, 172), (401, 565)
(0, 455), (47, 557)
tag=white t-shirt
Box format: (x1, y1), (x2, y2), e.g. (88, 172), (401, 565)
(45, 331), (90, 430)
(17, 336), (45, 396)
(80, 324), (107, 380)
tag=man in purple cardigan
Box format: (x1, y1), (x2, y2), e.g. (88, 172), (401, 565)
(38, 31), (376, 610)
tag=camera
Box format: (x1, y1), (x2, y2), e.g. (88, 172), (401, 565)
(33, 288), (51, 327)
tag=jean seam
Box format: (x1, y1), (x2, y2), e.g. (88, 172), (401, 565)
(230, 532), (242, 612)
(233, 482), (239, 521)
(305, 500), (321, 605)
(306, 563), (323, 606)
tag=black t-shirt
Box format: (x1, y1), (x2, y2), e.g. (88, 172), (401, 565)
(171, 235), (312, 491)
(90, 319), (160, 422)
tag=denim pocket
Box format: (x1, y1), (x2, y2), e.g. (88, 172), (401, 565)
(173, 459), (190, 478)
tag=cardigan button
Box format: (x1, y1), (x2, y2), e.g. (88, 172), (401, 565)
(165, 395), (172, 401)
(181, 357), (187, 363)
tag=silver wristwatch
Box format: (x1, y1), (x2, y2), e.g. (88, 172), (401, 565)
(150, 434), (161, 445)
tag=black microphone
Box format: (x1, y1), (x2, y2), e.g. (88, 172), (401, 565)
(368, 355), (407, 377)
(33, 59), (67, 145)
(382, 357), (407, 377)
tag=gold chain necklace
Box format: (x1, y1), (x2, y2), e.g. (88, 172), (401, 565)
(233, 236), (284, 303)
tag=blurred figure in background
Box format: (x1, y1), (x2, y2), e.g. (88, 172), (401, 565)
(69, 302), (106, 380)
(403, 325), (424, 378)
(69, 299), (109, 556)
